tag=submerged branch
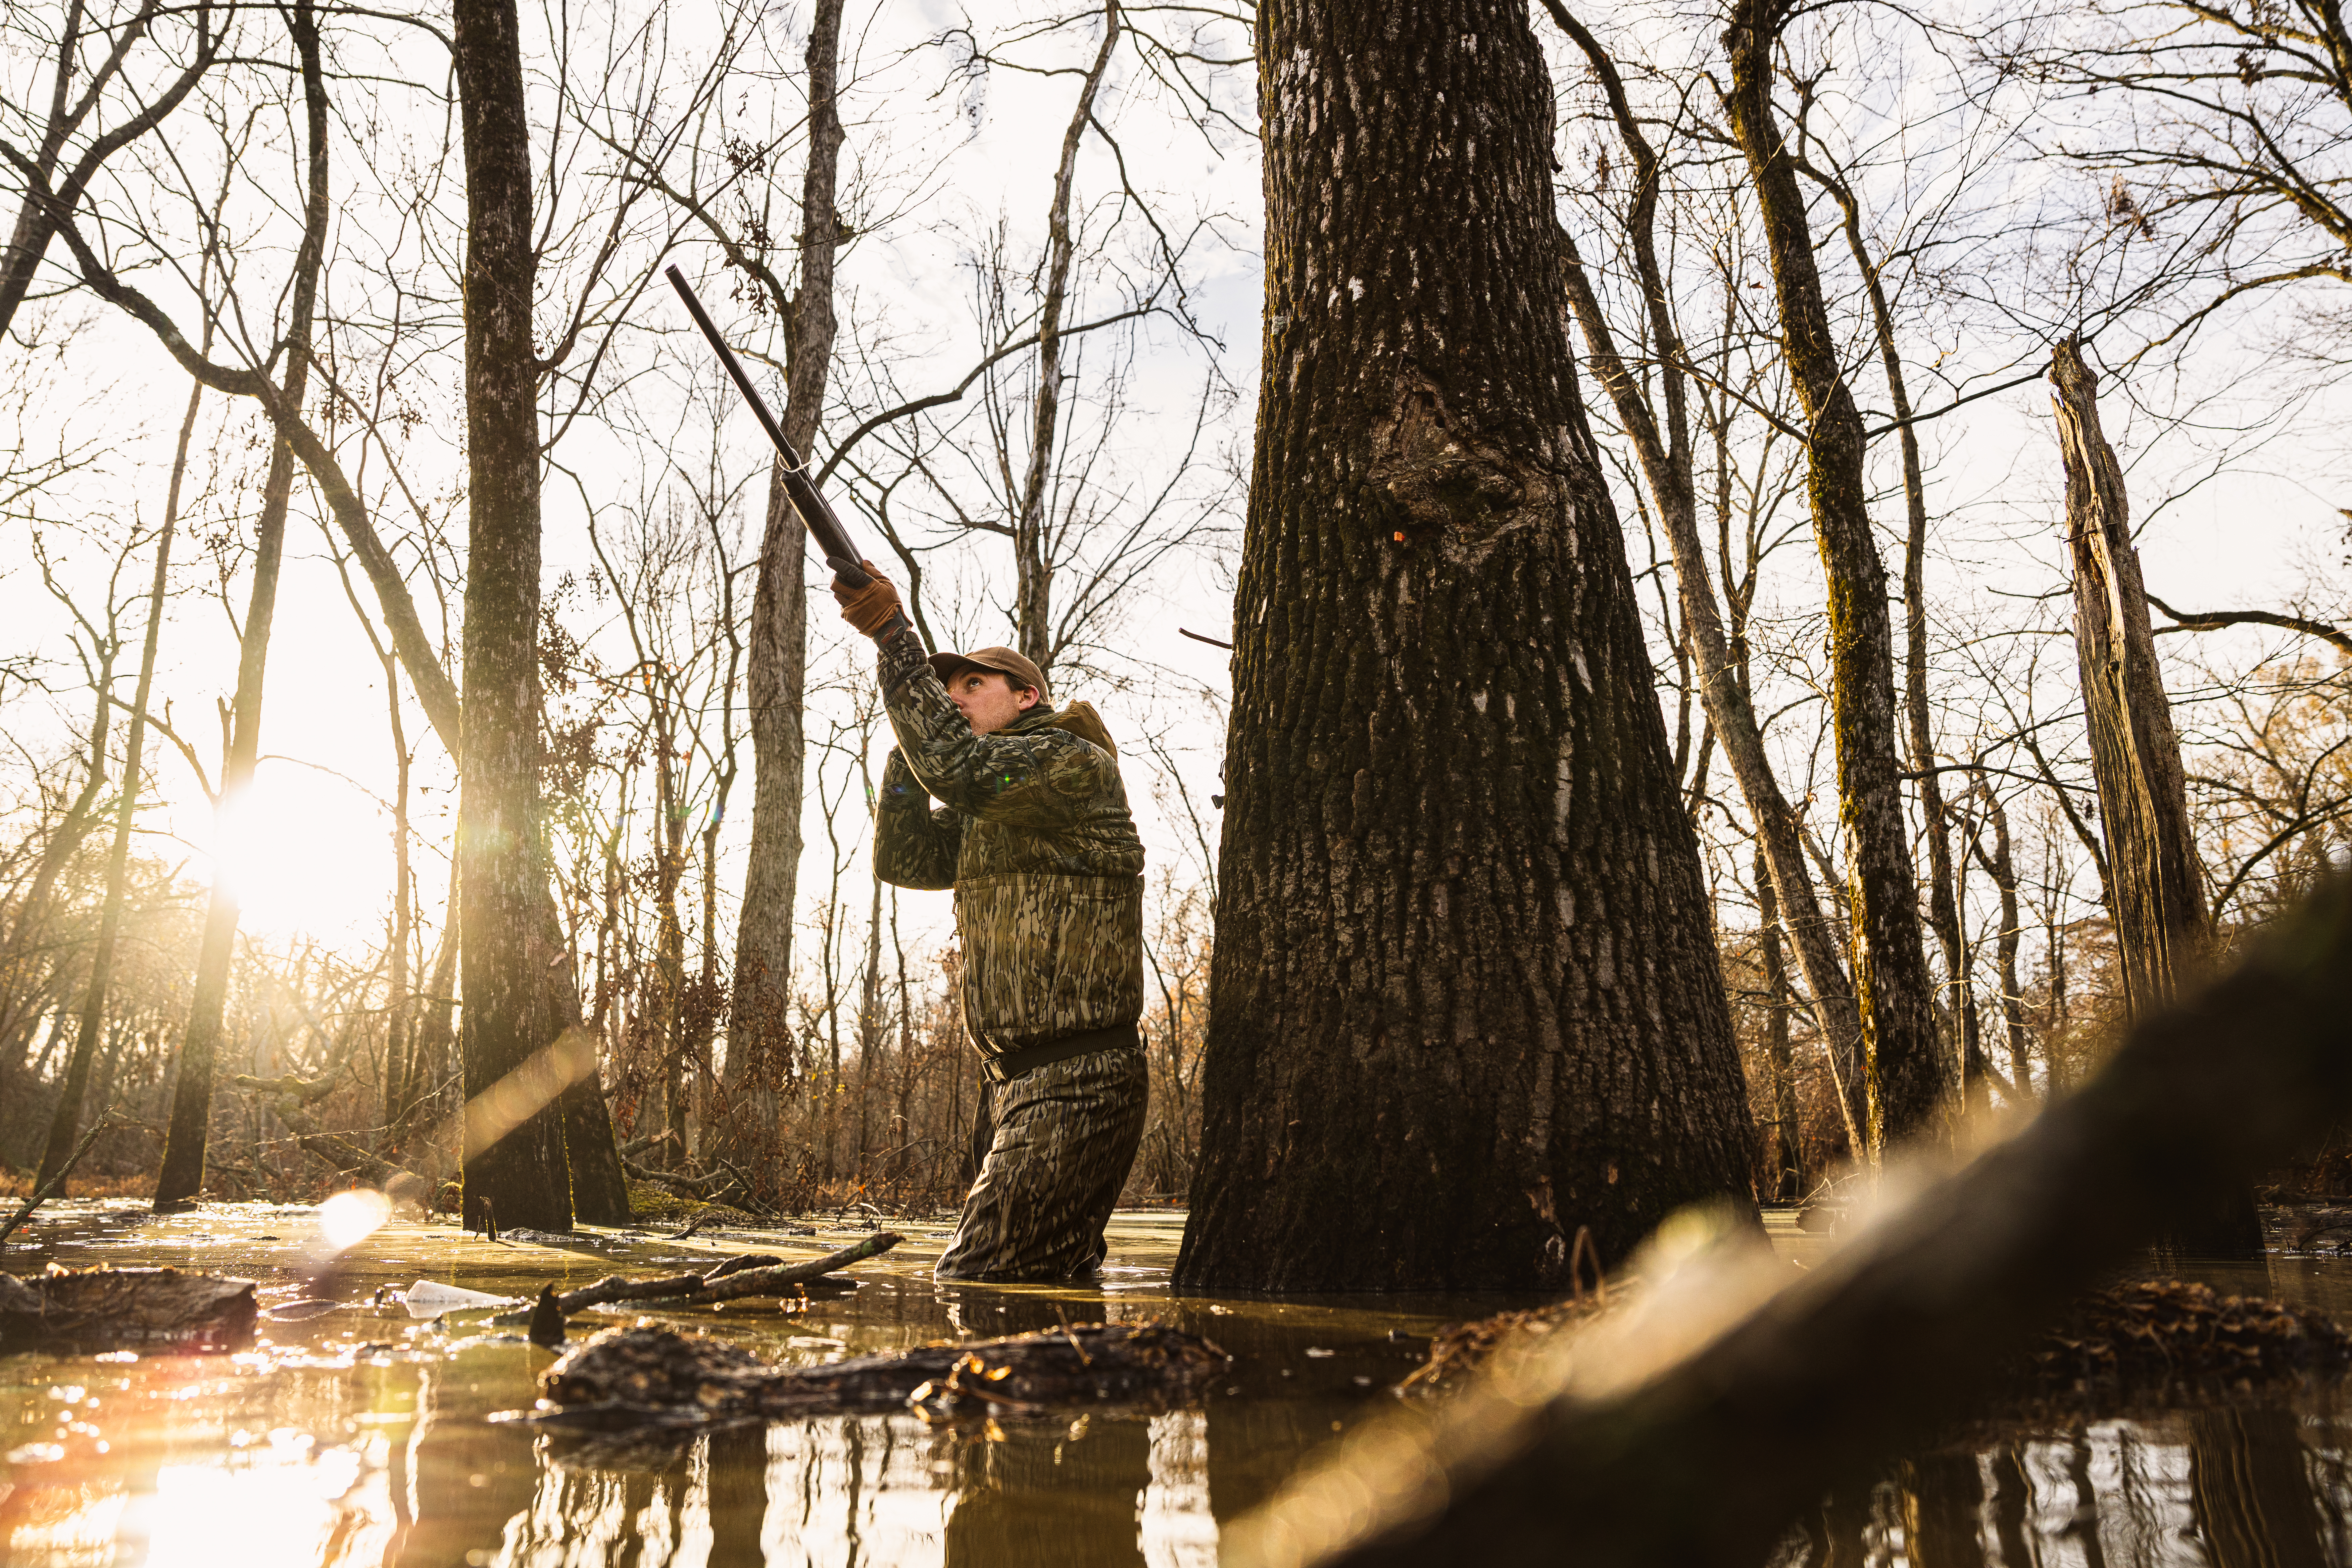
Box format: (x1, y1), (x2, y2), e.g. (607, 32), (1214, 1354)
(550, 1232), (903, 1314)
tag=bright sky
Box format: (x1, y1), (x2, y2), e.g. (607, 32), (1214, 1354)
(3, 0), (2345, 979)
(2, 0), (1260, 963)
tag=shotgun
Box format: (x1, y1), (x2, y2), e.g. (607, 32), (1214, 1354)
(664, 265), (912, 640)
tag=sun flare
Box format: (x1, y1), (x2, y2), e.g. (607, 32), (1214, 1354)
(197, 767), (406, 941)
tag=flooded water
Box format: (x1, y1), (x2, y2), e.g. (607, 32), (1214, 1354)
(0, 1203), (2349, 1566)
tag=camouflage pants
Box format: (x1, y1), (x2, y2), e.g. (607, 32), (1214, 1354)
(935, 1047), (1148, 1281)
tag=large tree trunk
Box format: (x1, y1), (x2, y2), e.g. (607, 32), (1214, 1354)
(1175, 0), (1756, 1292)
(453, 0), (569, 1232)
(153, 0), (327, 1210)
(40, 382), (192, 1184)
(1721, 0), (1948, 1156)
(2048, 335), (2259, 1259)
(1545, 0), (1866, 1149)
(725, 0), (847, 1154)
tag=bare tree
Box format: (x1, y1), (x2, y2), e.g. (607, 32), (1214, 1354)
(1544, 0), (1866, 1148)
(0, 0), (222, 340)
(837, 2), (1237, 684)
(38, 378), (189, 1183)
(154, 0), (328, 1208)
(1721, 0), (1948, 1153)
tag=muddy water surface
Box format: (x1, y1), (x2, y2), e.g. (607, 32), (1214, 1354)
(1, 1204), (2350, 1566)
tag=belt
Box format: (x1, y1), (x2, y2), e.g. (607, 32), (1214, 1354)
(980, 1022), (1141, 1085)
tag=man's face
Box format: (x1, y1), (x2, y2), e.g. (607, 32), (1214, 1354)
(945, 668), (1038, 736)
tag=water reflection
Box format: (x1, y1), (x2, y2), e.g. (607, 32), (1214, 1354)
(13, 1205), (2352, 1566)
(1778, 1403), (2352, 1567)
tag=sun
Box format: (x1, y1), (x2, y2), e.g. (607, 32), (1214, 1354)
(197, 765), (405, 941)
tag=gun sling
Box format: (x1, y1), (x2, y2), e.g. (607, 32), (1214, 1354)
(980, 1023), (1143, 1085)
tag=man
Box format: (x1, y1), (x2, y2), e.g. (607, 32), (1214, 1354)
(834, 562), (1148, 1280)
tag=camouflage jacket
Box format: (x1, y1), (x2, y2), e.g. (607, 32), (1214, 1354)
(872, 633), (1146, 1057)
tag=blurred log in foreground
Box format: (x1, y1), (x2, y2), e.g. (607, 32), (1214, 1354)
(1231, 870), (2352, 1568)
(0, 1267), (256, 1354)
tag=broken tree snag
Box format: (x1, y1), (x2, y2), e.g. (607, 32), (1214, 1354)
(2049, 338), (2208, 1015)
(1181, 0), (1756, 1294)
(1226, 870), (2352, 1568)
(2049, 336), (2260, 1263)
(0, 1267), (257, 1354)
(527, 1320), (1228, 1427)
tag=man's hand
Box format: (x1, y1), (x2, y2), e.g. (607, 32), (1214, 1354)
(830, 558), (905, 639)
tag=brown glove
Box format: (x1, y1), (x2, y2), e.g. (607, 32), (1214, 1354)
(830, 558), (904, 639)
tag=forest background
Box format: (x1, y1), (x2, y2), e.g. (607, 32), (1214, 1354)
(2, 0), (2346, 1218)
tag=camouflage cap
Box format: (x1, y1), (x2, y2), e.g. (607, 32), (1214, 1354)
(927, 644), (1049, 702)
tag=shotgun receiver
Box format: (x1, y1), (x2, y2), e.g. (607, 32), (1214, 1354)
(665, 265), (912, 640)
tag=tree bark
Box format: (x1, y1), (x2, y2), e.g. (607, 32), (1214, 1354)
(1176, 0), (1756, 1291)
(1720, 0), (1948, 1156)
(726, 0), (846, 1141)
(153, 0), (327, 1210)
(1545, 0), (1866, 1149)
(2050, 339), (2208, 1010)
(40, 381), (192, 1184)
(453, 0), (569, 1232)
(2048, 335), (2259, 1259)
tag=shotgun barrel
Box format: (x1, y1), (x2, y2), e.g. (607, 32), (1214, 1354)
(664, 265), (911, 637)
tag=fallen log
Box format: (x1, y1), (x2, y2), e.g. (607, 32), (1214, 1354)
(0, 1114), (110, 1247)
(623, 1159), (718, 1198)
(517, 1318), (1228, 1428)
(2025, 1279), (2352, 1393)
(1412, 1277), (2352, 1403)
(552, 1233), (901, 1314)
(0, 1266), (256, 1354)
(1230, 868), (2352, 1568)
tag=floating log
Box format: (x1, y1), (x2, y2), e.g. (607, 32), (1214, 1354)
(519, 1319), (1228, 1428)
(0, 1266), (256, 1354)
